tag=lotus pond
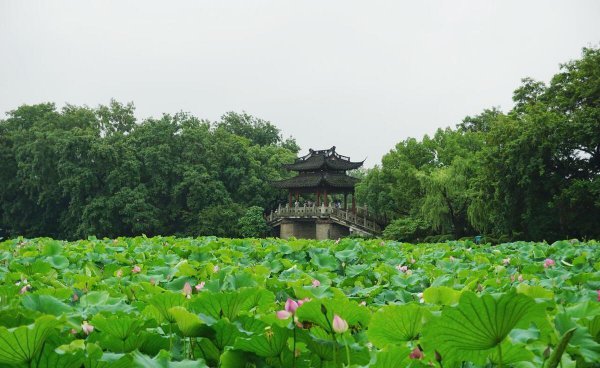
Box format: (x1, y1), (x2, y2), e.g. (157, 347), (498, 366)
(0, 237), (599, 367)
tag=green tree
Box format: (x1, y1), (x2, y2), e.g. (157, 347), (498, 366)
(238, 206), (271, 238)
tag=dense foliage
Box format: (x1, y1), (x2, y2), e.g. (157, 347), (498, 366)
(0, 108), (297, 239)
(0, 236), (599, 367)
(357, 47), (600, 242)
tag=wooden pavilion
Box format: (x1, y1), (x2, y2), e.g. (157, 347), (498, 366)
(272, 146), (362, 212)
(268, 147), (380, 239)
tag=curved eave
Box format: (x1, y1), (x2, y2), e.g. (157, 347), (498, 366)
(283, 159), (364, 171)
(270, 173), (360, 190)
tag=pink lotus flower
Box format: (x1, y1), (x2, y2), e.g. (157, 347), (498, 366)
(116, 269), (123, 278)
(518, 274), (524, 282)
(510, 274), (515, 282)
(332, 314), (348, 333)
(312, 279), (321, 287)
(82, 321), (94, 335)
(359, 301), (367, 306)
(502, 258), (511, 265)
(396, 264), (408, 273)
(72, 293), (79, 302)
(195, 281), (205, 291)
(132, 265), (141, 273)
(379, 241), (385, 247)
(69, 328), (78, 335)
(285, 298), (299, 313)
(213, 265), (219, 272)
(597, 290), (600, 302)
(543, 259), (555, 268)
(182, 282), (192, 298)
(409, 347), (424, 359)
(19, 285), (31, 294)
(277, 310), (292, 320)
(410, 258), (416, 264)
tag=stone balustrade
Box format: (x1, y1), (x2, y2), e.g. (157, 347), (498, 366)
(267, 203), (381, 234)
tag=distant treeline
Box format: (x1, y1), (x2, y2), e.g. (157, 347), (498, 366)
(0, 106), (298, 239)
(1, 48), (598, 242)
(357, 47), (600, 243)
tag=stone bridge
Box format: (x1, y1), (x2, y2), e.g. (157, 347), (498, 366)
(267, 204), (381, 239)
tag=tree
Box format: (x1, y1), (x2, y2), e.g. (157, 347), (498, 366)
(238, 206), (271, 238)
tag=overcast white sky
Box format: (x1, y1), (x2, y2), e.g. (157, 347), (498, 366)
(1, 1), (599, 166)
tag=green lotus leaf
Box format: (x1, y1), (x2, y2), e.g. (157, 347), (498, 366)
(0, 315), (56, 365)
(22, 294), (73, 316)
(555, 312), (600, 363)
(41, 241), (63, 256)
(138, 332), (170, 356)
(148, 292), (187, 323)
(310, 253), (339, 271)
(295, 297), (370, 333)
(487, 340), (535, 365)
(422, 286), (461, 305)
(234, 324), (290, 358)
(47, 255), (70, 270)
(168, 307), (204, 337)
(219, 350), (249, 368)
(422, 290), (539, 365)
(90, 313), (144, 340)
(132, 350), (207, 367)
(370, 346), (412, 368)
(189, 287), (274, 321)
(368, 304), (426, 347)
(516, 284), (554, 300)
(212, 319), (246, 350)
(33, 338), (85, 368)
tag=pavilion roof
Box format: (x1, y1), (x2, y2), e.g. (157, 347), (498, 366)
(283, 146), (364, 171)
(271, 172), (359, 190)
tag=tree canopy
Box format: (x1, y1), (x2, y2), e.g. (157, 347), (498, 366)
(357, 47), (600, 243)
(0, 106), (297, 239)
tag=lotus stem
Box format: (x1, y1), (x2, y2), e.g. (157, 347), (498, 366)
(345, 341), (351, 367)
(497, 343), (503, 368)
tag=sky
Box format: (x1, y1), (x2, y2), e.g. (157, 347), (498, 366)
(1, 1), (599, 166)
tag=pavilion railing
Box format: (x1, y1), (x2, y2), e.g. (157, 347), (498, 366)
(267, 203), (381, 234)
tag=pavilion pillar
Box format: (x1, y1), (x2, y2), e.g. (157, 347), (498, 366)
(296, 191), (299, 203)
(324, 189), (328, 206)
(316, 190), (320, 206)
(352, 192), (356, 214)
(344, 193), (348, 210)
(288, 191), (292, 207)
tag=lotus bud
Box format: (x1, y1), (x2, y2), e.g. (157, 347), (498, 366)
(543, 258), (555, 268)
(312, 279), (321, 287)
(182, 282), (192, 298)
(543, 346), (551, 359)
(409, 347), (423, 359)
(332, 314), (348, 334)
(132, 265), (141, 273)
(195, 281), (205, 291)
(82, 321), (94, 335)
